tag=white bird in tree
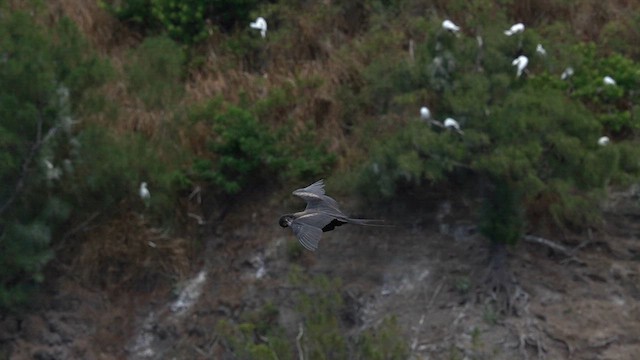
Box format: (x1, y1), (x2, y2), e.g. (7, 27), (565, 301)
(444, 118), (463, 134)
(598, 136), (610, 146)
(250, 17), (267, 38)
(44, 159), (61, 180)
(442, 19), (461, 34)
(420, 106), (431, 120)
(536, 43), (547, 56)
(561, 67), (574, 80)
(512, 55), (529, 78)
(504, 23), (525, 36)
(603, 76), (617, 86)
(139, 182), (151, 205)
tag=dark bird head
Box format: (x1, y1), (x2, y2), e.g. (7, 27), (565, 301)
(279, 214), (294, 228)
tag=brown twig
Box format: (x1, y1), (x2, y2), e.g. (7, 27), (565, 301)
(543, 328), (573, 357)
(411, 278), (445, 352)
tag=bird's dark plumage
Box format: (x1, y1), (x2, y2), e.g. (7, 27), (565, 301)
(322, 219), (347, 232)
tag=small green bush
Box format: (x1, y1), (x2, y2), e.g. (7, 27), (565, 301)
(208, 106), (278, 194)
(125, 36), (185, 109)
(356, 317), (409, 360)
(102, 0), (159, 32)
(185, 100), (334, 196)
(151, 0), (209, 44)
(104, 0), (260, 43)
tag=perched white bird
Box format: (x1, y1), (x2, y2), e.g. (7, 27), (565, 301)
(442, 19), (461, 33)
(598, 136), (610, 146)
(512, 55), (529, 78)
(420, 106), (431, 120)
(44, 160), (61, 180)
(139, 182), (151, 202)
(561, 67), (574, 80)
(504, 23), (525, 36)
(536, 43), (547, 56)
(250, 17), (267, 38)
(603, 76), (617, 86)
(444, 118), (462, 133)
(371, 162), (380, 175)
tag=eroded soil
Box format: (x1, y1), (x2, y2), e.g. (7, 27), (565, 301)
(2, 189), (640, 360)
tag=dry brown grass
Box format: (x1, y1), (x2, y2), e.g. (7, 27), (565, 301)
(70, 210), (192, 295)
(40, 0), (379, 162)
(46, 0), (140, 52)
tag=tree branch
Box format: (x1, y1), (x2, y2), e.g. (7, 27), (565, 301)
(296, 322), (305, 360)
(522, 235), (572, 256)
(0, 112), (59, 217)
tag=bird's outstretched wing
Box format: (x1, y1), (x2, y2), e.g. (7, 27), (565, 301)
(294, 179), (326, 196)
(291, 221), (323, 251)
(292, 180), (342, 213)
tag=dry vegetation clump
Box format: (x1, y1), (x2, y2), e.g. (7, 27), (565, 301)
(70, 211), (192, 294)
(45, 0), (139, 51)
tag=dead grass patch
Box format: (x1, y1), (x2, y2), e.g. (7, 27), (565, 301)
(71, 210), (192, 295)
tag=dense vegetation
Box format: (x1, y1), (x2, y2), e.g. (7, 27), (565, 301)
(1, 0), (639, 356)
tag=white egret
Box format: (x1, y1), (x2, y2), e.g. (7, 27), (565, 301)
(536, 43), (547, 56)
(56, 85), (69, 106)
(371, 162), (380, 175)
(598, 136), (610, 146)
(444, 118), (463, 133)
(603, 76), (617, 86)
(504, 23), (525, 36)
(250, 17), (267, 38)
(442, 19), (461, 34)
(139, 182), (151, 203)
(561, 67), (574, 80)
(420, 106), (431, 120)
(512, 55), (529, 78)
(44, 159), (61, 180)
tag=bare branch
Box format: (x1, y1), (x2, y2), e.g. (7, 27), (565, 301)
(522, 235), (572, 256)
(0, 112), (60, 217)
(296, 322), (305, 360)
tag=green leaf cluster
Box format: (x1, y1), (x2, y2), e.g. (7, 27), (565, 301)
(103, 0), (260, 43)
(125, 36), (185, 109)
(186, 100), (335, 196)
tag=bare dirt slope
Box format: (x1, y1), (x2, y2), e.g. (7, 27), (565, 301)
(2, 188), (640, 359)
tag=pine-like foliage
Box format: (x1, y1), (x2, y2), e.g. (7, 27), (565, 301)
(356, 5), (640, 243)
(0, 9), (110, 309)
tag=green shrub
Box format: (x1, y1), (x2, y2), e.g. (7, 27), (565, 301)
(125, 36), (185, 110)
(102, 0), (159, 32)
(151, 0), (209, 44)
(70, 127), (181, 221)
(104, 0), (260, 43)
(185, 100), (334, 196)
(356, 317), (409, 360)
